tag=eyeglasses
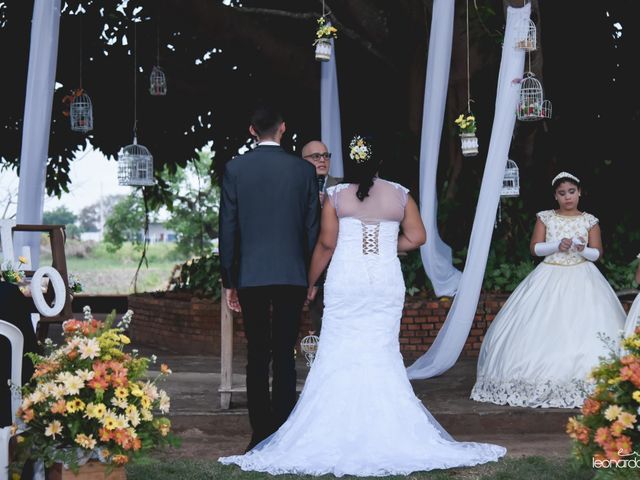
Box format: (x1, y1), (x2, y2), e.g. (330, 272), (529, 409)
(304, 152), (332, 161)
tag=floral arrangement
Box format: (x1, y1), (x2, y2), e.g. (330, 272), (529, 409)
(61, 88), (85, 117)
(11, 307), (177, 474)
(349, 135), (372, 164)
(566, 328), (640, 467)
(313, 16), (337, 45)
(454, 113), (477, 134)
(1, 256), (28, 284)
(68, 273), (83, 294)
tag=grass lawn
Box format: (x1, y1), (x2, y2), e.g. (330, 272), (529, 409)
(125, 457), (596, 480)
(42, 241), (184, 295)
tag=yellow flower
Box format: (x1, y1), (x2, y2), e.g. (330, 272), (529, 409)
(102, 412), (118, 431)
(460, 122), (468, 129)
(18, 256), (28, 265)
(130, 385), (144, 397)
(115, 387), (129, 400)
(141, 408), (153, 422)
(632, 391), (640, 403)
(454, 114), (465, 124)
(466, 115), (475, 122)
(119, 335), (131, 345)
(44, 420), (63, 439)
(618, 411), (637, 429)
(66, 397), (86, 413)
(140, 395), (152, 410)
(604, 405), (623, 421)
(75, 433), (97, 450)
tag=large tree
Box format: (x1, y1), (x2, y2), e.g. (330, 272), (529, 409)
(1, 1), (638, 262)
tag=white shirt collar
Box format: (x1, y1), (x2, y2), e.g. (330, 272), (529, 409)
(258, 141), (280, 146)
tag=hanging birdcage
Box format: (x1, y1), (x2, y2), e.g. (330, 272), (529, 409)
(300, 334), (320, 367)
(517, 73), (547, 121)
(501, 159), (520, 197)
(117, 137), (155, 186)
(460, 133), (479, 157)
(514, 18), (537, 52)
(541, 99), (552, 119)
(315, 38), (332, 62)
(149, 66), (167, 96)
(70, 91), (93, 133)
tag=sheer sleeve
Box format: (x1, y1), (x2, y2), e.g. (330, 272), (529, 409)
(584, 212), (599, 230)
(331, 179), (407, 222)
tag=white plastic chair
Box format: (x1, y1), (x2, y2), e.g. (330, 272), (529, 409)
(0, 320), (23, 480)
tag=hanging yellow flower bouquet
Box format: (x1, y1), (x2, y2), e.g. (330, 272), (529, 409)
(566, 328), (640, 469)
(313, 16), (338, 45)
(10, 307), (178, 475)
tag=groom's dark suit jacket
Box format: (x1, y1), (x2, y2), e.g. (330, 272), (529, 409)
(219, 145), (320, 289)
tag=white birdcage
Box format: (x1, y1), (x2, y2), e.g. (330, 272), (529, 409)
(70, 91), (93, 133)
(541, 99), (552, 119)
(517, 73), (546, 121)
(117, 137), (155, 186)
(514, 18), (537, 52)
(501, 159), (520, 197)
(315, 38), (332, 62)
(300, 334), (320, 367)
(149, 66), (167, 96)
(459, 132), (479, 157)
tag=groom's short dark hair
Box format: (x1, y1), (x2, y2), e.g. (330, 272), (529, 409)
(250, 104), (283, 138)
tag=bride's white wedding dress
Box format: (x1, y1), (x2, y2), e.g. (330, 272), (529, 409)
(219, 179), (505, 477)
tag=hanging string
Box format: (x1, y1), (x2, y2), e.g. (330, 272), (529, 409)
(322, 0), (325, 18)
(465, 0), (471, 113)
(79, 16), (83, 89)
(133, 20), (137, 139)
(156, 22), (160, 67)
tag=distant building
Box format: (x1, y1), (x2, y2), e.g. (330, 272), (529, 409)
(143, 222), (176, 243)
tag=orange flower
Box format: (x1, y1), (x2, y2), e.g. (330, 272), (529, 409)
(132, 437), (142, 451)
(113, 429), (129, 447)
(98, 428), (112, 442)
(21, 409), (35, 423)
(67, 349), (78, 360)
(50, 400), (66, 414)
(594, 427), (611, 448)
(610, 421), (625, 437)
(160, 363), (172, 375)
(581, 398), (601, 416)
(616, 435), (632, 455)
(112, 454), (129, 465)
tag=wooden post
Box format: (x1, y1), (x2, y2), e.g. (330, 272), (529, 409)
(219, 287), (233, 409)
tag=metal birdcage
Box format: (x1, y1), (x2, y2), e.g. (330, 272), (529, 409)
(70, 91), (93, 133)
(541, 99), (552, 119)
(300, 334), (320, 367)
(117, 137), (155, 186)
(501, 159), (520, 197)
(315, 38), (332, 62)
(517, 73), (547, 121)
(515, 18), (537, 52)
(149, 66), (167, 96)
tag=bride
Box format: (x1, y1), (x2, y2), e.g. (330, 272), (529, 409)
(219, 136), (505, 476)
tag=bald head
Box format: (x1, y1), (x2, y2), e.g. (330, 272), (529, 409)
(301, 140), (330, 176)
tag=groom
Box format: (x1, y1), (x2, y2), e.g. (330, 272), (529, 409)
(219, 105), (320, 450)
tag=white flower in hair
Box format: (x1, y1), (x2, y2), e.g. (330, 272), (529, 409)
(349, 135), (372, 164)
(551, 171), (580, 186)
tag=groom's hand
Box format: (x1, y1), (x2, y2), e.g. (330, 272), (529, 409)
(225, 288), (241, 312)
(306, 286), (318, 305)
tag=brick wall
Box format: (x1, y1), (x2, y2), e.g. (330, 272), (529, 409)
(130, 292), (634, 362)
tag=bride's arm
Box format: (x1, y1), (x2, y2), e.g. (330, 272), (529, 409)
(398, 196), (426, 252)
(308, 198), (339, 287)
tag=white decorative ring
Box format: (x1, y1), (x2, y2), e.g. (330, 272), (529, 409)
(30, 266), (66, 317)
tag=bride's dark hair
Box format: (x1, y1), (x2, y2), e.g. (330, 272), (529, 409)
(343, 136), (381, 201)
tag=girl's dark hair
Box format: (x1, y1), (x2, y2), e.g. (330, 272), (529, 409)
(552, 176), (580, 191)
(343, 137), (381, 201)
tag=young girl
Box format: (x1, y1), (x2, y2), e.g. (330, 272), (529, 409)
(471, 172), (626, 408)
(622, 254), (640, 338)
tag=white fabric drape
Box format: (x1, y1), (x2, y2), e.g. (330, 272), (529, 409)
(320, 34), (344, 179)
(15, 0), (61, 268)
(418, 0), (461, 298)
(408, 4), (530, 380)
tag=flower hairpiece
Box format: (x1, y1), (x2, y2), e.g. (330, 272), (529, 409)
(349, 135), (372, 164)
(551, 171), (580, 186)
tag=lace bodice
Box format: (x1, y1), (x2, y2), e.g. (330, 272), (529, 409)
(537, 210), (599, 266)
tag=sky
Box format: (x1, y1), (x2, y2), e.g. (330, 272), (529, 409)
(0, 146), (132, 219)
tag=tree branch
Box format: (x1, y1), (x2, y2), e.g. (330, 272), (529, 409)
(233, 4), (396, 69)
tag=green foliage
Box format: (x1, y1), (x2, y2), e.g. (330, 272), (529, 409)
(43, 205), (82, 239)
(601, 257), (640, 292)
(400, 250), (432, 296)
(162, 150), (220, 258)
(169, 254), (221, 300)
(103, 194), (146, 252)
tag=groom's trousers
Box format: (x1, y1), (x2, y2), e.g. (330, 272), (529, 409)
(238, 285), (306, 444)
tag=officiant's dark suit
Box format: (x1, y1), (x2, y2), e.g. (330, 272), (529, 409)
(219, 106), (320, 449)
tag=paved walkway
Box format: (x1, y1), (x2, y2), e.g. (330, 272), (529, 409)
(140, 348), (574, 461)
